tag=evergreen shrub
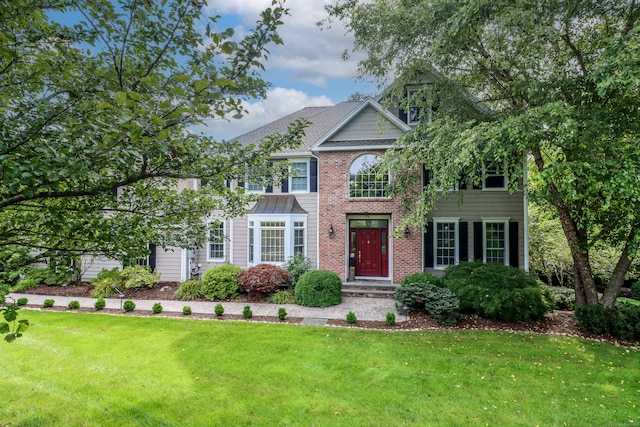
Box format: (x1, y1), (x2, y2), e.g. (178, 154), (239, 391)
(152, 302), (163, 314)
(243, 305), (253, 319)
(123, 299), (136, 312)
(238, 264), (290, 294)
(278, 307), (287, 320)
(386, 312), (396, 326)
(43, 299), (54, 308)
(214, 303), (224, 316)
(201, 265), (241, 301)
(17, 298), (28, 306)
(442, 261), (551, 322)
(631, 281), (640, 300)
(294, 270), (342, 307)
(94, 297), (106, 310)
(422, 285), (461, 326)
(183, 306), (192, 315)
(68, 300), (80, 310)
(346, 311), (357, 324)
(395, 281), (443, 312)
(175, 279), (201, 301)
(283, 254), (312, 288)
(575, 303), (640, 341)
(401, 272), (442, 287)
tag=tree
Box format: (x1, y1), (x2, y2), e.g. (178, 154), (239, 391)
(0, 0), (307, 340)
(327, 0), (640, 306)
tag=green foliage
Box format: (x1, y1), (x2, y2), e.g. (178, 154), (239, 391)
(294, 270), (342, 307)
(0, 246), (31, 288)
(214, 304), (225, 316)
(346, 311), (357, 324)
(182, 306), (192, 316)
(631, 282), (640, 300)
(237, 264), (290, 294)
(94, 298), (106, 311)
(120, 266), (160, 289)
(201, 265), (242, 301)
(386, 312), (396, 326)
(17, 298), (28, 306)
(442, 262), (551, 322)
(12, 277), (39, 292)
(401, 272), (442, 287)
(122, 300), (136, 312)
(90, 268), (122, 298)
(152, 303), (163, 314)
(175, 280), (202, 301)
(543, 286), (576, 311)
(283, 254), (312, 288)
(575, 303), (640, 341)
(243, 305), (253, 319)
(278, 307), (287, 320)
(1, 300), (29, 342)
(395, 279), (445, 312)
(422, 285), (461, 326)
(43, 299), (54, 308)
(267, 289), (296, 304)
(68, 300), (80, 310)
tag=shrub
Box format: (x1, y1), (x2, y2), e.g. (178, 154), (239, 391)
(243, 305), (253, 319)
(283, 254), (312, 288)
(386, 312), (396, 326)
(631, 281), (640, 300)
(543, 286), (576, 311)
(214, 303), (224, 316)
(278, 307), (287, 320)
(422, 285), (461, 326)
(152, 302), (163, 314)
(346, 311), (357, 324)
(395, 280), (443, 312)
(201, 265), (242, 301)
(442, 261), (551, 322)
(43, 299), (54, 308)
(17, 297), (28, 306)
(90, 268), (121, 298)
(94, 297), (106, 310)
(575, 303), (640, 341)
(402, 272), (442, 287)
(238, 264), (290, 295)
(123, 299), (136, 312)
(183, 306), (192, 315)
(267, 289), (295, 304)
(175, 280), (201, 301)
(68, 300), (80, 310)
(12, 277), (39, 292)
(295, 270), (342, 307)
(0, 245), (31, 287)
(121, 266), (160, 289)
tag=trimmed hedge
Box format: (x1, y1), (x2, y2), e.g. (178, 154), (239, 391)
(295, 270), (342, 307)
(575, 302), (640, 341)
(201, 265), (241, 301)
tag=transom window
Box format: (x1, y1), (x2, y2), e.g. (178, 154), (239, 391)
(484, 221), (509, 265)
(349, 154), (389, 198)
(435, 221), (458, 268)
(208, 221), (225, 260)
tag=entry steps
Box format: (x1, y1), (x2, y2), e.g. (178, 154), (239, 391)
(341, 280), (398, 298)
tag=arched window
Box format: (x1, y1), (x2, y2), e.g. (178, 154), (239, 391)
(349, 154), (389, 198)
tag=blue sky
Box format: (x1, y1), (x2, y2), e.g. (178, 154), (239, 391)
(196, 0), (382, 140)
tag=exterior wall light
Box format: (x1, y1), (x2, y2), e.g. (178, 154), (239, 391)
(329, 224), (335, 237)
(404, 225), (411, 238)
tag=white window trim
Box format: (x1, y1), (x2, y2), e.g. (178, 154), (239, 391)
(482, 162), (508, 191)
(433, 218), (459, 270)
(247, 214), (307, 266)
(246, 181), (265, 194)
(289, 159), (310, 193)
(207, 220), (226, 262)
(482, 218), (510, 266)
(348, 154), (390, 199)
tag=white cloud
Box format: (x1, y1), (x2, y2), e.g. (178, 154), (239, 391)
(192, 87), (333, 140)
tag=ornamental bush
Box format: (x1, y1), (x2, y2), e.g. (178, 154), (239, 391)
(442, 261), (551, 322)
(123, 299), (136, 312)
(68, 300), (80, 310)
(575, 302), (640, 341)
(201, 265), (241, 301)
(346, 311), (357, 324)
(283, 254), (312, 288)
(183, 306), (192, 315)
(395, 280), (444, 312)
(267, 289), (295, 304)
(243, 305), (253, 319)
(152, 302), (163, 314)
(278, 307), (287, 320)
(238, 264), (290, 294)
(17, 297), (28, 306)
(631, 281), (640, 300)
(294, 270), (342, 307)
(90, 268), (121, 298)
(422, 285), (460, 326)
(386, 312), (396, 326)
(121, 265), (160, 289)
(544, 286), (576, 311)
(214, 303), (224, 316)
(401, 272), (442, 287)
(175, 279), (202, 301)
(43, 299), (54, 308)
(94, 297), (106, 310)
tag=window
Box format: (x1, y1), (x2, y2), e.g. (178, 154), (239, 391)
(484, 220), (509, 265)
(434, 220), (458, 269)
(407, 89), (422, 125)
(349, 154), (389, 198)
(406, 88), (438, 125)
(290, 161), (309, 192)
(247, 215), (307, 265)
(483, 163), (507, 190)
(247, 181), (264, 193)
(208, 221), (225, 260)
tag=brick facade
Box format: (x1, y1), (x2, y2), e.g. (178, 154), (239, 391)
(318, 150), (422, 284)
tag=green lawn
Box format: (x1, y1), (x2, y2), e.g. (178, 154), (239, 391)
(1, 310), (638, 426)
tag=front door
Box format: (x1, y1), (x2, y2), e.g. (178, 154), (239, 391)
(350, 224), (389, 277)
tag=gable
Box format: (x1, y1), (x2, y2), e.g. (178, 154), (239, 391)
(329, 105), (405, 141)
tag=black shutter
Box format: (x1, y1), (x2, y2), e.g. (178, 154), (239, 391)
(459, 222), (468, 262)
(509, 222), (519, 267)
(310, 158), (318, 192)
(281, 177), (289, 193)
(266, 162), (273, 193)
(425, 221), (434, 268)
(111, 186), (118, 197)
(237, 181), (245, 188)
(473, 222), (483, 261)
(399, 108), (408, 124)
(200, 179), (208, 187)
(423, 166), (431, 188)
(149, 244), (157, 271)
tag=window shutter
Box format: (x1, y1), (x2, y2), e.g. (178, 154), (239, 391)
(200, 179), (208, 187)
(399, 108), (408, 124)
(149, 244), (157, 271)
(459, 222), (468, 262)
(425, 221), (434, 268)
(281, 177), (289, 193)
(509, 222), (519, 267)
(111, 186), (118, 197)
(473, 222), (483, 261)
(237, 181), (245, 188)
(310, 158), (318, 192)
(265, 183), (273, 193)
(423, 166), (431, 188)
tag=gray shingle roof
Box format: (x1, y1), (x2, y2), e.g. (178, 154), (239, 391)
(249, 195), (307, 214)
(230, 101), (362, 156)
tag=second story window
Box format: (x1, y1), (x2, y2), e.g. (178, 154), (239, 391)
(349, 154), (389, 198)
(290, 161), (309, 192)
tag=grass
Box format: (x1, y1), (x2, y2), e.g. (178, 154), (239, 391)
(2, 310), (639, 426)
(618, 297), (640, 306)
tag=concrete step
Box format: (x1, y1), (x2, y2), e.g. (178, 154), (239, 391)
(341, 282), (398, 298)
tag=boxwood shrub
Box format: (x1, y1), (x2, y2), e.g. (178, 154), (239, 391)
(200, 265), (242, 301)
(442, 261), (551, 322)
(294, 270), (342, 307)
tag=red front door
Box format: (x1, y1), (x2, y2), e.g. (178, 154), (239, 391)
(354, 228), (388, 277)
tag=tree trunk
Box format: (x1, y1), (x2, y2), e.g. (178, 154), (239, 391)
(601, 228), (637, 307)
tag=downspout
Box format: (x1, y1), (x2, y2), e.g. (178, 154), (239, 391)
(522, 156), (529, 272)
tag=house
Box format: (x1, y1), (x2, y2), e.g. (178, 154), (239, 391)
(80, 80), (528, 284)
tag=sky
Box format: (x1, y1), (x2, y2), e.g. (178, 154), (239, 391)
(196, 0), (382, 140)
